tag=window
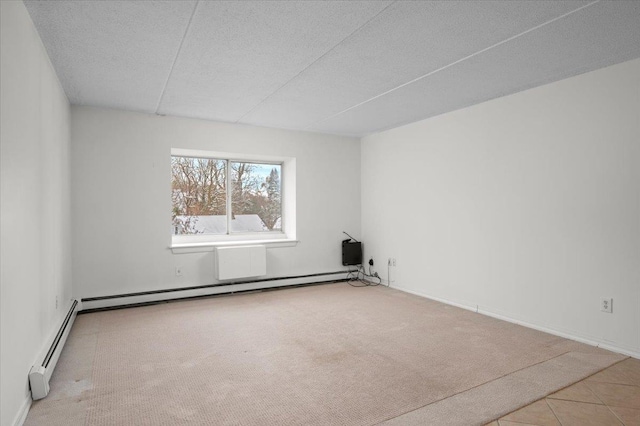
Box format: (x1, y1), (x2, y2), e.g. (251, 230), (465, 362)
(170, 149), (295, 247)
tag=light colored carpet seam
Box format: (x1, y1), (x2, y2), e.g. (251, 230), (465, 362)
(376, 349), (576, 424)
(379, 351), (625, 425)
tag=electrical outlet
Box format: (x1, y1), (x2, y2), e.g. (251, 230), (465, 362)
(175, 266), (183, 277)
(55, 296), (58, 309)
(369, 258), (374, 266)
(601, 298), (613, 313)
(388, 258), (396, 267)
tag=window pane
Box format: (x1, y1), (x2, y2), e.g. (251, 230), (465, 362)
(171, 156), (227, 235)
(231, 162), (282, 232)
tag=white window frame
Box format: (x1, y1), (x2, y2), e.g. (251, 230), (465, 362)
(170, 148), (296, 250)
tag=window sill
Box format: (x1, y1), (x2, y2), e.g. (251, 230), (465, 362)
(170, 239), (298, 254)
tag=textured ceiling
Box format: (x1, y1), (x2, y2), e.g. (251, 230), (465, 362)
(24, 0), (640, 137)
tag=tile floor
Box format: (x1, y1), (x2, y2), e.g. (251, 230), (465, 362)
(486, 357), (640, 426)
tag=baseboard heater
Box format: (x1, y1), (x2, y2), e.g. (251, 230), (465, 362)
(29, 299), (81, 400)
(80, 271), (350, 313)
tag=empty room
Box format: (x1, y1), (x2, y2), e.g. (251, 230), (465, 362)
(1, 1), (639, 425)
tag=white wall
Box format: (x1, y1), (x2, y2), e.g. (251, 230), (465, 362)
(71, 106), (360, 300)
(0, 2), (72, 425)
(361, 58), (640, 357)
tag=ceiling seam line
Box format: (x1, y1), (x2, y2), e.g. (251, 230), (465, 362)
(233, 0), (398, 124)
(304, 0), (601, 131)
(155, 0), (200, 115)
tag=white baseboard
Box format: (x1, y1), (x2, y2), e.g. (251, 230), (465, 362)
(81, 272), (349, 311)
(29, 299), (81, 400)
(390, 284), (640, 360)
(12, 395), (31, 426)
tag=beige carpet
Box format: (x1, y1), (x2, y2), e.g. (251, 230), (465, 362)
(25, 282), (624, 425)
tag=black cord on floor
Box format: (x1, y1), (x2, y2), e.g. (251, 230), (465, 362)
(346, 265), (382, 287)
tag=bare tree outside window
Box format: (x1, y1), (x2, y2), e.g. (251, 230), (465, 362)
(171, 156), (281, 235)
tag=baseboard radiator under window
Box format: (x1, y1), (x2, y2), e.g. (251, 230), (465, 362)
(29, 299), (81, 400)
